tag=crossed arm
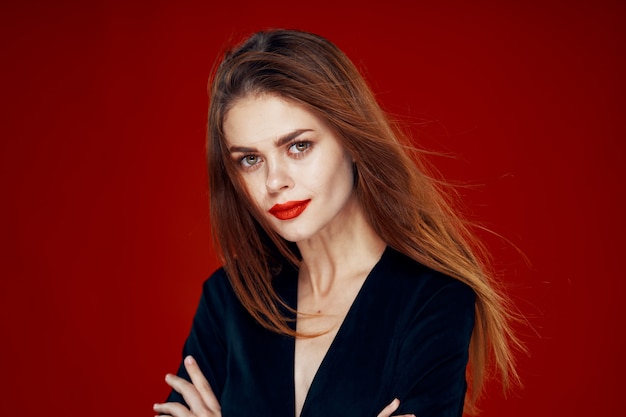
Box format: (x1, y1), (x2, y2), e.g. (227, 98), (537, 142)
(153, 355), (415, 417)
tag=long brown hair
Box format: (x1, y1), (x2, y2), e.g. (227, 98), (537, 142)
(207, 29), (520, 411)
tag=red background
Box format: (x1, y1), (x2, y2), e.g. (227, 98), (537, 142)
(1, 1), (624, 416)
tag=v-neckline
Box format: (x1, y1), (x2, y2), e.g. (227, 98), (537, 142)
(292, 247), (390, 417)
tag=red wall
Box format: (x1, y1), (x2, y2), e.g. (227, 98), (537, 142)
(1, 1), (624, 415)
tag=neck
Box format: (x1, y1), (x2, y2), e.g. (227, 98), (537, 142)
(296, 197), (386, 296)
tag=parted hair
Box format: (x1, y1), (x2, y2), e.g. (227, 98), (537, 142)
(206, 29), (519, 411)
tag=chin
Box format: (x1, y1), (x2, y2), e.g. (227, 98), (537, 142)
(271, 225), (316, 244)
(276, 231), (309, 244)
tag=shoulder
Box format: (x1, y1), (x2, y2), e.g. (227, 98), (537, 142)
(373, 247), (475, 316)
(377, 248), (475, 294)
(198, 267), (240, 311)
(203, 266), (230, 290)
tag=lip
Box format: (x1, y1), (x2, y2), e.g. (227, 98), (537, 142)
(269, 199), (311, 220)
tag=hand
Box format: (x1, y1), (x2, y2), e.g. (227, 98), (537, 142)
(153, 355), (221, 417)
(376, 398), (415, 417)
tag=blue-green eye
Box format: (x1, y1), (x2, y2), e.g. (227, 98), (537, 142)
(241, 155), (259, 167)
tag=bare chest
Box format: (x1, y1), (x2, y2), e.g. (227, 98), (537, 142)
(293, 286), (361, 417)
(294, 312), (344, 417)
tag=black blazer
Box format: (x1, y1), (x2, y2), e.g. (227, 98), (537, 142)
(167, 247), (475, 417)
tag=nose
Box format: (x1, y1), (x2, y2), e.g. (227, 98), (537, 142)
(265, 162), (294, 193)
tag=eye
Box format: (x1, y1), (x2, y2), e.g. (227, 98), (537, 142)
(240, 154), (261, 168)
(289, 141), (311, 155)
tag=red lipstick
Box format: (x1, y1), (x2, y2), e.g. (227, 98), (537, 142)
(269, 199), (311, 220)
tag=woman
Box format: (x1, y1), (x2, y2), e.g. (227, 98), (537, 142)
(154, 29), (519, 417)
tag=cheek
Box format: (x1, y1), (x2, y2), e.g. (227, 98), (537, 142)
(310, 159), (354, 205)
(240, 175), (266, 207)
(331, 155), (355, 189)
(311, 151), (353, 186)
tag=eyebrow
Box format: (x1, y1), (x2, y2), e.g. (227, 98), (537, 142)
(228, 129), (314, 153)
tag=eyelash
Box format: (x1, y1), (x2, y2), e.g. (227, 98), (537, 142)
(288, 140), (312, 157)
(237, 140), (313, 171)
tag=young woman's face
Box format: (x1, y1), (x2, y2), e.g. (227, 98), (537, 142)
(223, 95), (356, 243)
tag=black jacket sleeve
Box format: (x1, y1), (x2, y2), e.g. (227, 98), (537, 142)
(392, 280), (476, 417)
(166, 269), (230, 405)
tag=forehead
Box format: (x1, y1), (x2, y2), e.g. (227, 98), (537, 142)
(223, 95), (325, 146)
